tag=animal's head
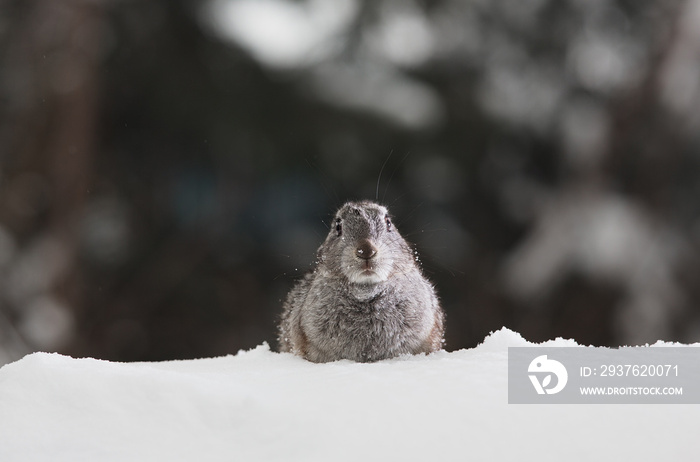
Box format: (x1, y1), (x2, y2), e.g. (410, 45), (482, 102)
(318, 201), (412, 285)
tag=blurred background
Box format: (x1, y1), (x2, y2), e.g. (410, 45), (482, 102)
(1, 0), (700, 365)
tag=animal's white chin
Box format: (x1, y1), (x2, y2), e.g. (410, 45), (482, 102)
(346, 268), (388, 285)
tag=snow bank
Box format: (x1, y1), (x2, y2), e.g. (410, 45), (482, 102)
(0, 328), (696, 461)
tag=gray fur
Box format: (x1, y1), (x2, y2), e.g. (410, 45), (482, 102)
(278, 201), (445, 363)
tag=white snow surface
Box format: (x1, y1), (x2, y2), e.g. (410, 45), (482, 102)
(0, 328), (696, 461)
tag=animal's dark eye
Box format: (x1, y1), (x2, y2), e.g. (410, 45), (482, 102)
(335, 218), (342, 236)
(385, 216), (392, 231)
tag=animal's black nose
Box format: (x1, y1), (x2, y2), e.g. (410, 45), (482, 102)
(356, 240), (378, 260)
